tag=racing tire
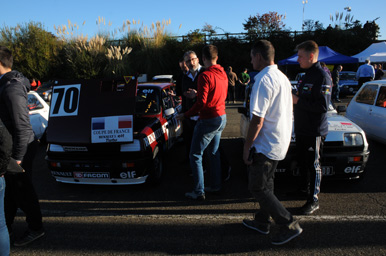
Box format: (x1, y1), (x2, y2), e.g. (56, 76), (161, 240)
(147, 150), (164, 185)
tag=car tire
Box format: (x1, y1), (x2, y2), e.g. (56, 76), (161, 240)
(147, 148), (164, 185)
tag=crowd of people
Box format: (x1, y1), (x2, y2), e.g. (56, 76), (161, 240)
(0, 38), (385, 254)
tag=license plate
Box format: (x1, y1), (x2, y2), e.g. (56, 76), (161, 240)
(293, 166), (334, 176)
(322, 166), (334, 176)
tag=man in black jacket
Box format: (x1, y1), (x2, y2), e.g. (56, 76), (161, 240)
(292, 41), (332, 215)
(181, 51), (204, 163)
(0, 45), (44, 246)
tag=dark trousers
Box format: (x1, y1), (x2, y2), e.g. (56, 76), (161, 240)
(296, 135), (324, 202)
(248, 153), (292, 226)
(358, 77), (373, 87)
(182, 118), (197, 161)
(332, 84), (340, 100)
(5, 140), (43, 232)
(227, 85), (235, 102)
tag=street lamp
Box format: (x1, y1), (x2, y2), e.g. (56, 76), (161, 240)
(302, 0), (308, 31)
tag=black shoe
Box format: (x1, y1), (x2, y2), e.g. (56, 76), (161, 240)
(300, 200), (319, 215)
(242, 218), (270, 235)
(271, 220), (303, 245)
(14, 228), (45, 247)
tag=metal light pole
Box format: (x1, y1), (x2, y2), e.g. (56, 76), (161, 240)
(302, 0), (308, 31)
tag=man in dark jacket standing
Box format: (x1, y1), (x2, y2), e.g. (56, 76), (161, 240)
(293, 41), (332, 215)
(177, 45), (228, 200)
(0, 46), (44, 246)
(180, 50), (204, 164)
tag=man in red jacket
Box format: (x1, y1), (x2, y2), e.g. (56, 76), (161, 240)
(177, 45), (228, 200)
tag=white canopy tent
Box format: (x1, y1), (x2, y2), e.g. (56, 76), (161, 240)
(352, 42), (386, 62)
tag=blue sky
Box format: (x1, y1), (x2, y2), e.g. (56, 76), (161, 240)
(1, 0), (385, 43)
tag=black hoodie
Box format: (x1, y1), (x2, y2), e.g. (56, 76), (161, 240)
(0, 70), (34, 161)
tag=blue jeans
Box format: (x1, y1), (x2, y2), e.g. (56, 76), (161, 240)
(190, 115), (226, 195)
(0, 177), (10, 256)
(248, 153), (292, 226)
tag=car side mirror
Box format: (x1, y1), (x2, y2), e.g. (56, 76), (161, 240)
(164, 108), (175, 116)
(337, 105), (346, 113)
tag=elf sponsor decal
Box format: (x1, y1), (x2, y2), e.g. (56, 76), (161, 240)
(161, 119), (169, 140)
(119, 171), (137, 179)
(344, 166), (361, 174)
(73, 172), (110, 179)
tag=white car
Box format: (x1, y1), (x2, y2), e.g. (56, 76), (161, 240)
(346, 80), (386, 144)
(239, 94), (370, 180)
(28, 91), (50, 140)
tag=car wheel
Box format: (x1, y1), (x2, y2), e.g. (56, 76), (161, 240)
(147, 148), (164, 184)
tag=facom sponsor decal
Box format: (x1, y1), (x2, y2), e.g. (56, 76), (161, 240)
(73, 172), (110, 178)
(51, 171), (72, 177)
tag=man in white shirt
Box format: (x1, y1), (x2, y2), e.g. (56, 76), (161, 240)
(242, 40), (302, 245)
(356, 59), (375, 87)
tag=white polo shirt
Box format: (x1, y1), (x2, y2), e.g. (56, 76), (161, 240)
(250, 65), (293, 161)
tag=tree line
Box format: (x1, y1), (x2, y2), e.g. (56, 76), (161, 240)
(0, 13), (381, 82)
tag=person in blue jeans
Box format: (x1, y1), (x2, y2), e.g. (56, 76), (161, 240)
(177, 45), (228, 200)
(1, 117), (14, 256)
(0, 177), (9, 256)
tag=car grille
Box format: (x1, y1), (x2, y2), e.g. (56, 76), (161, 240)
(323, 141), (364, 153)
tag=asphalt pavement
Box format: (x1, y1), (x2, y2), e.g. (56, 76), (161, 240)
(9, 99), (386, 256)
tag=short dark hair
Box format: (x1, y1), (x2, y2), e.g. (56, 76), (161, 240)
(0, 46), (13, 68)
(202, 45), (218, 61)
(251, 40), (275, 62)
(296, 40), (319, 56)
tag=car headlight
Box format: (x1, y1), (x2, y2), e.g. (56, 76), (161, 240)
(120, 139), (141, 152)
(49, 144), (65, 152)
(343, 133), (363, 146)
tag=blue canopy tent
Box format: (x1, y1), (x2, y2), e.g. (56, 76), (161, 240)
(278, 46), (358, 65)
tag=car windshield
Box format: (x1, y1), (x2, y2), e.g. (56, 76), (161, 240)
(27, 94), (44, 111)
(135, 88), (160, 115)
(340, 72), (356, 80)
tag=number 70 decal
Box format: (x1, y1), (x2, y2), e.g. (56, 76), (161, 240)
(50, 84), (81, 117)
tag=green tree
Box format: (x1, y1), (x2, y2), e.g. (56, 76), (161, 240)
(243, 12), (286, 36)
(0, 21), (61, 80)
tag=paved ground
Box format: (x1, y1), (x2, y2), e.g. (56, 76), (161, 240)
(8, 98), (386, 255)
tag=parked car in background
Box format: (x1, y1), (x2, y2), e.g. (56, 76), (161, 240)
(36, 81), (54, 102)
(238, 88), (370, 180)
(28, 91), (49, 140)
(339, 71), (359, 96)
(152, 75), (174, 83)
(346, 80), (386, 144)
